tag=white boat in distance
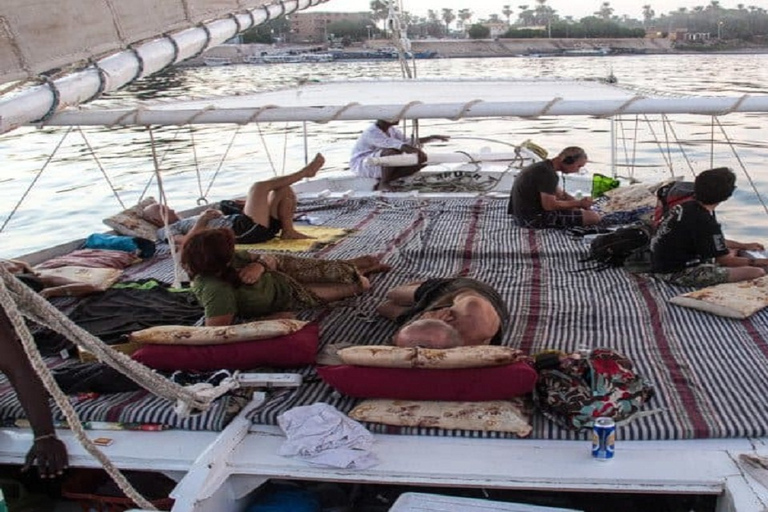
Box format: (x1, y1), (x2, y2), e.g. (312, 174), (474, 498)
(5, 2), (768, 512)
(202, 56), (233, 66)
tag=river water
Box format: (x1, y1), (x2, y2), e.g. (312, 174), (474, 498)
(2, 53), (768, 258)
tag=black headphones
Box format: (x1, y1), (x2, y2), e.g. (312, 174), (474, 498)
(563, 152), (584, 165)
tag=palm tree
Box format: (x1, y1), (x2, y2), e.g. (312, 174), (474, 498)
(595, 2), (614, 21)
(458, 9), (473, 31)
(642, 4), (655, 28)
(517, 5), (534, 26)
(441, 8), (456, 34)
(370, 0), (389, 31)
(502, 5), (514, 26)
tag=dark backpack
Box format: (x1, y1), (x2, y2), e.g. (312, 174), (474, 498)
(584, 225), (651, 269)
(533, 348), (655, 430)
(653, 180), (695, 228)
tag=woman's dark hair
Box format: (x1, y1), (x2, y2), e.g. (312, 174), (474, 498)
(694, 167), (736, 204)
(180, 228), (241, 287)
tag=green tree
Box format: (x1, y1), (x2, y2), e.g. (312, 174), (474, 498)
(241, 17), (291, 44)
(517, 4), (535, 26)
(458, 8), (473, 31)
(502, 5), (514, 25)
(468, 23), (491, 38)
(642, 4), (655, 28)
(596, 2), (614, 21)
(442, 8), (456, 33)
(370, 0), (389, 30)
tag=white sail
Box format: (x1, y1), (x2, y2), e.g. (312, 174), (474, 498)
(32, 78), (768, 128)
(0, 0), (328, 135)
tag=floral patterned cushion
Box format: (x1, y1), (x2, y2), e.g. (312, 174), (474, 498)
(102, 197), (159, 241)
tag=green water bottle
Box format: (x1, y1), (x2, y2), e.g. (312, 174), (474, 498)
(0, 487), (7, 512)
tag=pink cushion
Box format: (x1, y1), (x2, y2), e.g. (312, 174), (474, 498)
(316, 361), (537, 401)
(132, 323), (319, 371)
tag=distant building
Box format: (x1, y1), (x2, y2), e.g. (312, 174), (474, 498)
(483, 21), (510, 38)
(290, 12), (373, 43)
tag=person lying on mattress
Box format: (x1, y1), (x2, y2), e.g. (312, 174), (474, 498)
(1, 259), (100, 299)
(507, 146), (602, 229)
(0, 308), (68, 478)
(180, 228), (385, 326)
(350, 119), (449, 191)
(143, 153), (325, 246)
(376, 277), (509, 349)
(651, 166), (767, 288)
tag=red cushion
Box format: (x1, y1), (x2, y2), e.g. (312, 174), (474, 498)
(316, 361), (537, 401)
(132, 322), (318, 371)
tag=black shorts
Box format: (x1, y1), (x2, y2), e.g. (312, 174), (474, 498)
(232, 215), (282, 244)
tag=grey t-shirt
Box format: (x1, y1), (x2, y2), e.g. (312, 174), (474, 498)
(507, 160), (559, 219)
(156, 215), (236, 241)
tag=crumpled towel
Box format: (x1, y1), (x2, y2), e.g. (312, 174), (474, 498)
(277, 402), (379, 469)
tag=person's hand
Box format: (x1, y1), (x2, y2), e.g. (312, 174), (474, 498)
(239, 262), (266, 284)
(743, 242), (765, 251)
(417, 149), (428, 165)
(579, 197), (594, 209)
(200, 209), (223, 222)
(258, 254), (278, 271)
(23, 436), (68, 478)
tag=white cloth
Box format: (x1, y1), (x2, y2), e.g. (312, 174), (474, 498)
(349, 123), (409, 178)
(277, 402), (379, 469)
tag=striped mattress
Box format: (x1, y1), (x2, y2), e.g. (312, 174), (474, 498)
(244, 196), (768, 441)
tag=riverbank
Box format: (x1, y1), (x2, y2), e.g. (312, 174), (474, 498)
(195, 37), (768, 65)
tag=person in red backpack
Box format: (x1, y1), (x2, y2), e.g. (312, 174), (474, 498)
(650, 167), (767, 287)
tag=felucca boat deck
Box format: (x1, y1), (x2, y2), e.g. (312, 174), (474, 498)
(4, 192), (768, 511)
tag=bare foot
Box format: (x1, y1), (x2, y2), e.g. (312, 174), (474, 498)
(357, 274), (371, 292)
(281, 230), (314, 240)
(361, 262), (392, 275)
(348, 255), (392, 275)
(303, 153), (325, 179)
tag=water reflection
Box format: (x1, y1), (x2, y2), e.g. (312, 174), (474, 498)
(2, 54), (768, 257)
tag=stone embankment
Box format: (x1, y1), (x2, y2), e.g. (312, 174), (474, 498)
(193, 38), (675, 65)
(383, 38), (674, 57)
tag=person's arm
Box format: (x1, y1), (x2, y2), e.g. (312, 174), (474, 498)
(0, 311), (67, 478)
(417, 135), (450, 144)
(726, 239), (765, 252)
(540, 192), (592, 211)
(182, 209), (223, 244)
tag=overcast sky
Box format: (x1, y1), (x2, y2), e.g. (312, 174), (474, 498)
(309, 0), (768, 21)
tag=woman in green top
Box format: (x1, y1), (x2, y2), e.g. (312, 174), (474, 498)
(181, 228), (384, 326)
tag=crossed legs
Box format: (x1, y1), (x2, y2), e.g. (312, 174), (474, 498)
(242, 153), (324, 239)
(377, 148), (425, 191)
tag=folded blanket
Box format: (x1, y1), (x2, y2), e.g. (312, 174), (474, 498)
(236, 226), (352, 252)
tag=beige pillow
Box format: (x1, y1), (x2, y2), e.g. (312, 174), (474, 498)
(35, 266), (123, 290)
(337, 345), (526, 369)
(348, 398), (532, 436)
(103, 197), (159, 241)
(600, 183), (657, 213)
(128, 319), (308, 345)
(669, 276), (768, 319)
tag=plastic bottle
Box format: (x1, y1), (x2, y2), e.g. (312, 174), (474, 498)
(0, 487), (7, 512)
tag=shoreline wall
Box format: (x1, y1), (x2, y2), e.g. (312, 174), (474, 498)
(395, 38), (674, 57)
